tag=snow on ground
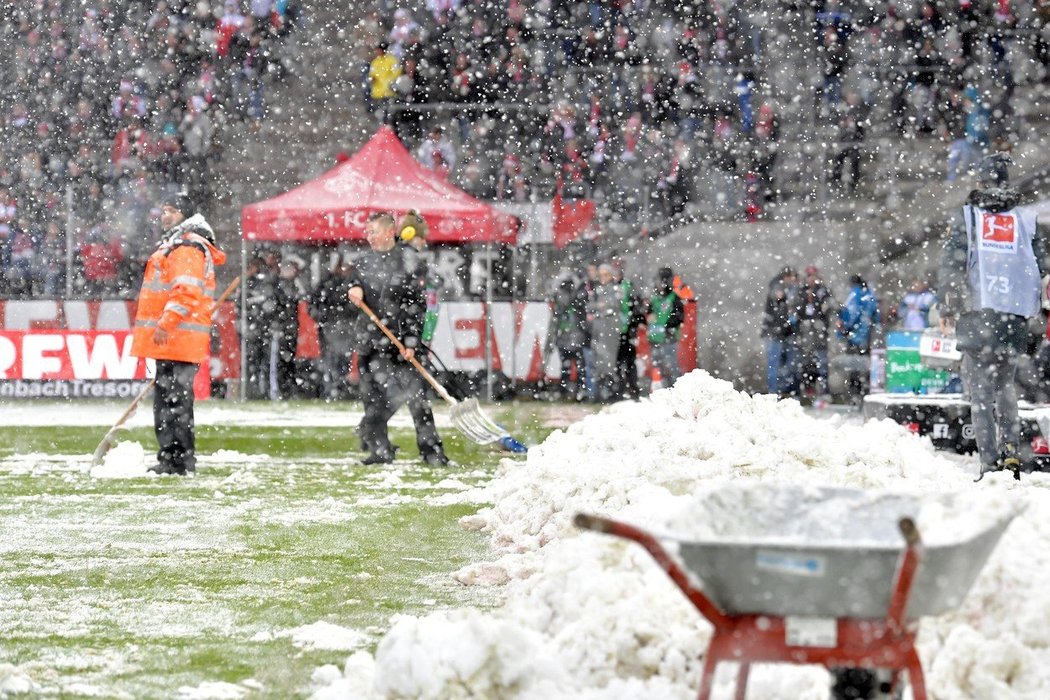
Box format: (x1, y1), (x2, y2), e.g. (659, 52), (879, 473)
(312, 370), (1050, 699)
(90, 439), (148, 478)
(0, 439), (493, 698)
(0, 401), (440, 429)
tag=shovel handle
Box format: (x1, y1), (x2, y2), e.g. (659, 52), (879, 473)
(216, 275), (242, 306)
(351, 297), (458, 406)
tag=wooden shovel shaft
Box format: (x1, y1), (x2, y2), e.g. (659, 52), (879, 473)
(351, 298), (458, 406)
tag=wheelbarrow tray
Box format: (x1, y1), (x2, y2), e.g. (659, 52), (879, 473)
(671, 489), (1017, 620)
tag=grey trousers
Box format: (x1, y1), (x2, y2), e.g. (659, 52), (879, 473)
(962, 349), (1020, 470)
(154, 360), (198, 472)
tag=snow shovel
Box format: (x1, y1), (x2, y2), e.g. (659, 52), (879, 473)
(351, 298), (528, 453)
(91, 276), (242, 466)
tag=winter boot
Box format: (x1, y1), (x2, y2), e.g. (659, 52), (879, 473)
(998, 443), (1022, 481)
(421, 449), (451, 466)
(362, 452), (394, 465)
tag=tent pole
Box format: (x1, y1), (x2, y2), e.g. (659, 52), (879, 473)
(239, 238), (247, 402)
(64, 184), (74, 298)
(485, 241), (493, 403)
(510, 243), (517, 397)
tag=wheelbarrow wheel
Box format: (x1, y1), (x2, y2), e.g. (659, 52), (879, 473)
(830, 667), (877, 699)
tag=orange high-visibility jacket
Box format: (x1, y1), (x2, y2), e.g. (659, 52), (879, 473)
(131, 218), (226, 363)
(673, 275), (695, 301)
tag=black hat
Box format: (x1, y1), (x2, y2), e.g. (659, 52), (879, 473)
(657, 267), (674, 282)
(977, 152), (1012, 187)
(161, 190), (194, 215)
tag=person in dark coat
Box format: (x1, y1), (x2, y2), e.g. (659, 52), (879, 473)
(791, 265), (835, 396)
(614, 266), (647, 401)
(270, 258), (305, 400)
(761, 266), (798, 395)
(396, 210), (449, 465)
(939, 153), (1050, 479)
(310, 258), (357, 400)
(348, 211), (441, 465)
(550, 277), (589, 400)
(243, 254), (276, 399)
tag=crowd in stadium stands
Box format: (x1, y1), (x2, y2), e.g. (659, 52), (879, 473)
(0, 0), (301, 298)
(2, 0), (1050, 300)
(360, 0), (1046, 219)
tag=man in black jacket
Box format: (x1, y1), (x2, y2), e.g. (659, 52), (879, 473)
(348, 212), (442, 465)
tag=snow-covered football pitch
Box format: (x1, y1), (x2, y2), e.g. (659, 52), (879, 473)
(0, 400), (564, 698)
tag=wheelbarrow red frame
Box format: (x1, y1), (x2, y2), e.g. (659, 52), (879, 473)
(575, 513), (926, 700)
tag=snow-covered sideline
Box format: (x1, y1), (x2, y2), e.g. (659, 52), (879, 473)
(0, 402), (437, 429)
(311, 370), (1050, 699)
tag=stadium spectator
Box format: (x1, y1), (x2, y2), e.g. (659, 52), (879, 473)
(368, 42), (400, 119)
(762, 266), (798, 396)
(587, 264), (621, 403)
(80, 225), (124, 297)
(831, 92), (866, 195)
(551, 277), (588, 400)
(614, 262), (646, 401)
(310, 258), (357, 401)
(270, 258), (306, 400)
(416, 126), (457, 175)
(792, 266), (835, 397)
(244, 252), (278, 400)
(837, 274), (881, 399)
(647, 267), (685, 389)
(897, 277), (937, 331)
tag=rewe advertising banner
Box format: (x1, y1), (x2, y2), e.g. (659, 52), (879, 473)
(0, 330), (150, 399)
(0, 300), (696, 398)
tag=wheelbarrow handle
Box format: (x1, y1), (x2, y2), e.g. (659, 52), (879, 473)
(574, 513), (616, 533)
(898, 517), (920, 546)
(887, 517), (923, 632)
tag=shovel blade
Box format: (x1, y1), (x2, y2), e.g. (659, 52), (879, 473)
(451, 398), (507, 445)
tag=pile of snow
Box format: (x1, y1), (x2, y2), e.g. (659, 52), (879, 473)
(176, 680), (261, 700)
(253, 621), (371, 653)
(311, 371), (1049, 699)
(0, 663), (38, 695)
(286, 622), (370, 652)
(90, 441), (148, 479)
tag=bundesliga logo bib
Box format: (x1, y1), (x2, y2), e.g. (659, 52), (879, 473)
(979, 212), (1018, 253)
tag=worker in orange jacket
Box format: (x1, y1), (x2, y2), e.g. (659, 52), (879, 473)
(131, 191), (226, 475)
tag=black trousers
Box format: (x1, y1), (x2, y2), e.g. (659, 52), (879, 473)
(244, 333), (270, 399)
(359, 352), (442, 460)
(616, 335), (640, 400)
(406, 354), (445, 459)
(154, 360), (198, 472)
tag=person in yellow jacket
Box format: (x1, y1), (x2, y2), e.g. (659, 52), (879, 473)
(368, 42), (400, 117)
(132, 191), (226, 475)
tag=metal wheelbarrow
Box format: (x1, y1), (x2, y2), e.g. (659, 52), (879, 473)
(576, 486), (1019, 700)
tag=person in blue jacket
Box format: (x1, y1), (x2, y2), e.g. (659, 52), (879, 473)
(837, 274), (881, 399)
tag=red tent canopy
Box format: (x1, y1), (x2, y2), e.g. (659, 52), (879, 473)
(240, 126), (518, 244)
